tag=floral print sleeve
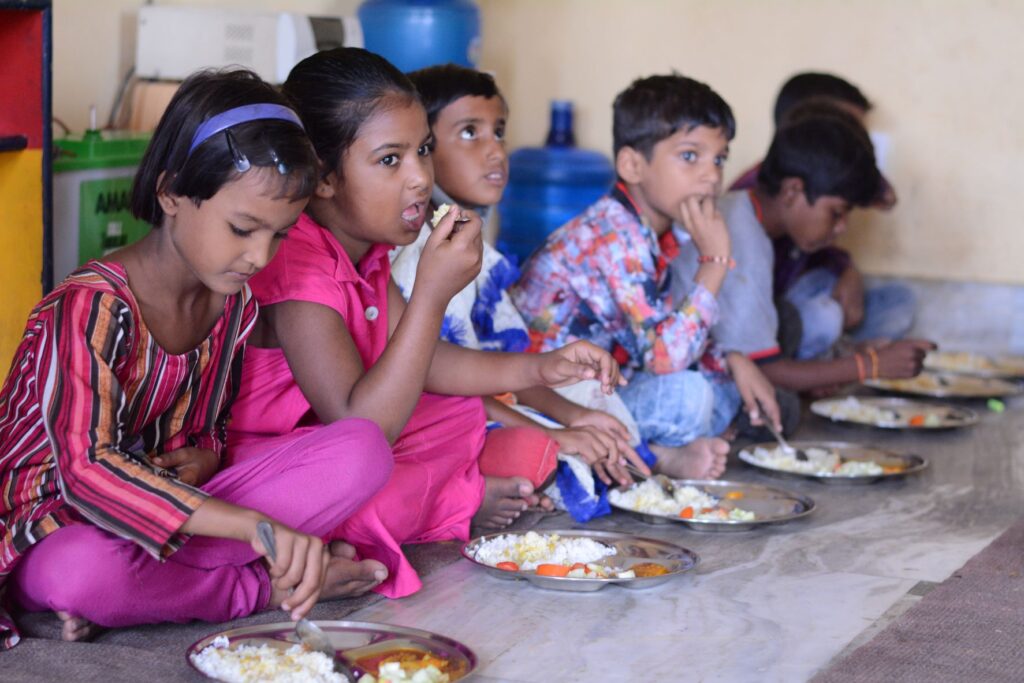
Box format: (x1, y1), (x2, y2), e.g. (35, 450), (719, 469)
(512, 192), (720, 376)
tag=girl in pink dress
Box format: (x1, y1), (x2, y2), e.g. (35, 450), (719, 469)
(227, 48), (624, 599)
(0, 70), (393, 648)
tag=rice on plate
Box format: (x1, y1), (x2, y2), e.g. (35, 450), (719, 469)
(747, 445), (884, 476)
(472, 531), (632, 578)
(190, 636), (342, 683)
(817, 396), (946, 427)
(191, 637), (454, 683)
(609, 479), (756, 521)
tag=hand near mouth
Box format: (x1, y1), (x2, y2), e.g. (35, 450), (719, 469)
(431, 203), (474, 238)
(679, 194), (730, 259)
(416, 203), (484, 304)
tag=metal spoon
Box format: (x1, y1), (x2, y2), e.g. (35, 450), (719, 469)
(754, 397), (809, 462)
(762, 418), (810, 462)
(256, 521), (357, 682)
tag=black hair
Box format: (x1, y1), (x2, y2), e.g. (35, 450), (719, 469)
(612, 73), (735, 157)
(407, 63), (505, 128)
(131, 68), (318, 227)
(773, 72), (871, 127)
(758, 102), (881, 206)
(282, 47), (420, 176)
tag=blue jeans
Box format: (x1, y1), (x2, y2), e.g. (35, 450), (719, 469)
(618, 369), (741, 446)
(785, 269), (916, 360)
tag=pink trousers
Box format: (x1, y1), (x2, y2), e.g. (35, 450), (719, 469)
(329, 393), (487, 599)
(9, 418), (391, 628)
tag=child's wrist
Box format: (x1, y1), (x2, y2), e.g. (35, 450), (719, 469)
(562, 403), (590, 425)
(697, 254), (736, 269)
(865, 347), (880, 380)
(531, 353), (552, 386)
(853, 353), (867, 383)
(408, 288), (451, 318)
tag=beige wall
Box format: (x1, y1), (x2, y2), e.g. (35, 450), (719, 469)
(53, 0), (1023, 284)
(478, 0), (1024, 285)
(52, 0), (359, 131)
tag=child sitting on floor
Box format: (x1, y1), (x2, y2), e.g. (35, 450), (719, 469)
(674, 103), (934, 393)
(388, 64), (650, 519)
(730, 72), (914, 359)
(0, 69), (393, 649)
(226, 48), (626, 600)
(513, 74), (782, 477)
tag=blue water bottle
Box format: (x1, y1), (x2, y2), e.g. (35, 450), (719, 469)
(498, 100), (615, 264)
(358, 0), (481, 72)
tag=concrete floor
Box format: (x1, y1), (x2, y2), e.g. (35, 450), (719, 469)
(344, 391), (1024, 682)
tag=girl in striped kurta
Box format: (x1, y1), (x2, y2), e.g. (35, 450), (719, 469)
(0, 70), (392, 649)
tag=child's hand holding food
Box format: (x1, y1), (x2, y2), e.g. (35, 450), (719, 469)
(416, 203), (483, 305)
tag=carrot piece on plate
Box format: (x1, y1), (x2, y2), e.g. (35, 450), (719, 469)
(535, 564), (572, 577)
(496, 561), (520, 572)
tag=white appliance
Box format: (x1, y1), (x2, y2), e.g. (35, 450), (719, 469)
(135, 6), (362, 84)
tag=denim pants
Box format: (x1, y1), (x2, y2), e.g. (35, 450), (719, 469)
(785, 268), (916, 360)
(618, 369), (742, 447)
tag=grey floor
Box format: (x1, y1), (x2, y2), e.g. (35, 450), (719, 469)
(344, 394), (1024, 682)
(338, 278), (1024, 682)
(7, 276), (1024, 682)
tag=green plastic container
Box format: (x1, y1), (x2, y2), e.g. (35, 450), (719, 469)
(53, 130), (152, 280)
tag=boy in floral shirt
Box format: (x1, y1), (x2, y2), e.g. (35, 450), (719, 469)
(513, 74), (780, 479)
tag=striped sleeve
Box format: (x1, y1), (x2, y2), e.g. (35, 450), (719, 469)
(39, 289), (208, 558)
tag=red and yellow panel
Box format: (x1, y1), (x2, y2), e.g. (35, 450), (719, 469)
(0, 6), (46, 370)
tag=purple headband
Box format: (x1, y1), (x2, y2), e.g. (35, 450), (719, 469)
(187, 103), (304, 155)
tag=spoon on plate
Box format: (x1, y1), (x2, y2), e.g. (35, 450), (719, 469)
(762, 417), (810, 462)
(256, 521), (357, 682)
(755, 398), (809, 462)
(623, 462), (678, 498)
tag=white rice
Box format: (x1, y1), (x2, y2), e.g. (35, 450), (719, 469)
(609, 479), (756, 521)
(473, 531), (615, 570)
(818, 396), (902, 425)
(925, 350), (1024, 375)
(191, 636), (344, 683)
(748, 445), (883, 477)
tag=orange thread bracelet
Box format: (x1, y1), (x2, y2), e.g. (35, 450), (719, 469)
(697, 255), (736, 270)
(853, 353), (866, 383)
(865, 347), (880, 380)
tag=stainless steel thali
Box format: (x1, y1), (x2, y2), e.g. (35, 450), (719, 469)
(865, 370), (1021, 399)
(187, 620), (477, 681)
(608, 479), (815, 531)
(924, 351), (1024, 379)
(738, 441), (928, 485)
(811, 396), (979, 429)
(461, 529), (698, 592)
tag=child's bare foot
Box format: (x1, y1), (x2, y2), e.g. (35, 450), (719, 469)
(534, 493), (556, 512)
(472, 476), (536, 530)
(320, 541), (388, 599)
(649, 437), (729, 480)
(57, 610), (101, 642)
(267, 542), (386, 610)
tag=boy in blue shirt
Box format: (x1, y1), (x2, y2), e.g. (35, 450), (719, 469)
(513, 74), (782, 480)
